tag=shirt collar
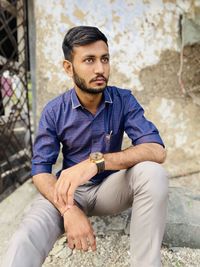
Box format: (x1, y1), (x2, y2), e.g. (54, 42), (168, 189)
(104, 87), (113, 104)
(71, 88), (82, 109)
(71, 87), (113, 110)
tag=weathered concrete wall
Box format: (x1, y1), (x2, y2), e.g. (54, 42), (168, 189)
(33, 0), (200, 177)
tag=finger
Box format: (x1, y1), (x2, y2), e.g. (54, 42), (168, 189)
(53, 182), (59, 204)
(74, 239), (82, 250)
(59, 191), (67, 207)
(88, 232), (96, 251)
(57, 185), (67, 207)
(54, 179), (65, 205)
(81, 236), (89, 252)
(67, 237), (75, 250)
(58, 180), (70, 207)
(67, 184), (76, 206)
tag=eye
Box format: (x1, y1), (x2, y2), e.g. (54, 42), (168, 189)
(84, 58), (94, 63)
(101, 57), (109, 63)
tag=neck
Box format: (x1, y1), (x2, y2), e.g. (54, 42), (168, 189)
(74, 86), (103, 114)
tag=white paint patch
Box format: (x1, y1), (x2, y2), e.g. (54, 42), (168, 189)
(175, 132), (187, 147)
(157, 98), (175, 122)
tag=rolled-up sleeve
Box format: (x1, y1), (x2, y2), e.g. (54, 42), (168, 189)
(124, 94), (164, 147)
(31, 105), (60, 176)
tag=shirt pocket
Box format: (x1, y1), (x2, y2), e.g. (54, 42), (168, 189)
(104, 130), (123, 153)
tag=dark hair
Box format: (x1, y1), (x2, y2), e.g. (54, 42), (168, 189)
(62, 26), (108, 61)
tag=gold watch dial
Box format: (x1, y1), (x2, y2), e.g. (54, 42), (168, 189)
(90, 152), (103, 161)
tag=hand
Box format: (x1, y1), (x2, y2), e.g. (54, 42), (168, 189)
(54, 159), (97, 208)
(64, 205), (96, 252)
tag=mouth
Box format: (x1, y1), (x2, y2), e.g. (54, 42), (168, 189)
(90, 76), (107, 84)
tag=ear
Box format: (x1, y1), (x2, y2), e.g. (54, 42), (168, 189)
(63, 60), (73, 78)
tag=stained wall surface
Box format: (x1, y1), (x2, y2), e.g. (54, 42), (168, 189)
(33, 0), (200, 176)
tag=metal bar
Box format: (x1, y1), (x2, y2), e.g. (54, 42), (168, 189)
(0, 0), (32, 195)
(0, 0), (17, 17)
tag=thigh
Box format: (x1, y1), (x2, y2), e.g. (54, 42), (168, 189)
(89, 170), (133, 216)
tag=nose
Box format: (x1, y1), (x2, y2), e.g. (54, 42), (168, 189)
(94, 60), (104, 74)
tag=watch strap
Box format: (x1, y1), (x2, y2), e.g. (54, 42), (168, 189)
(96, 160), (105, 174)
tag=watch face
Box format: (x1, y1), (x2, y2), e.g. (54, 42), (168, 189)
(90, 152), (103, 160)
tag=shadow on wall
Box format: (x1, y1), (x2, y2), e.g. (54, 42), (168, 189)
(137, 44), (200, 106)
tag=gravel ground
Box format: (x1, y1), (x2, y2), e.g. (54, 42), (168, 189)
(43, 234), (200, 267)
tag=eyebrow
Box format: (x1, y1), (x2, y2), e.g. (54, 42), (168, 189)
(83, 53), (110, 58)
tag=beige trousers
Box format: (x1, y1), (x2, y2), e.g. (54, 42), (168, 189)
(2, 161), (168, 267)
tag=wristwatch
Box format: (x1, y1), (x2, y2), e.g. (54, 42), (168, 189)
(89, 152), (105, 174)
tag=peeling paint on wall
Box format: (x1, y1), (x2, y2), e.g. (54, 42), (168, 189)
(35, 0), (195, 94)
(34, 0), (200, 176)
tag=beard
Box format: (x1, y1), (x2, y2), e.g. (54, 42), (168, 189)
(73, 67), (108, 95)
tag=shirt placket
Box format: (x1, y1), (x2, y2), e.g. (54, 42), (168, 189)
(90, 105), (105, 153)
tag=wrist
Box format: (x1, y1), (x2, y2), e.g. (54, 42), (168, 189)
(89, 152), (105, 174)
(61, 204), (75, 217)
(84, 158), (98, 176)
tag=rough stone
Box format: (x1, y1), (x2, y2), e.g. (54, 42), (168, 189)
(182, 10), (200, 46)
(55, 246), (72, 259)
(163, 187), (200, 248)
(90, 210), (130, 235)
(123, 186), (200, 249)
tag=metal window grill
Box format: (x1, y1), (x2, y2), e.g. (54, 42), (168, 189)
(0, 0), (32, 196)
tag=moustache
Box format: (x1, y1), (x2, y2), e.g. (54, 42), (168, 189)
(90, 75), (107, 83)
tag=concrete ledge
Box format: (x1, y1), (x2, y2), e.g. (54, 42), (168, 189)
(0, 179), (37, 265)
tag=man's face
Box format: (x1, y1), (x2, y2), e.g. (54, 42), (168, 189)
(71, 40), (110, 94)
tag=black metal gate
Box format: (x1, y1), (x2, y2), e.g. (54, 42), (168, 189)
(0, 0), (32, 196)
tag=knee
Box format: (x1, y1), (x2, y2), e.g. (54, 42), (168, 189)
(129, 161), (169, 202)
(9, 226), (47, 259)
(7, 228), (31, 255)
(4, 228), (45, 267)
(10, 227), (33, 248)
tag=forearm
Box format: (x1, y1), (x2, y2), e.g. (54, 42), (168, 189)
(104, 143), (166, 170)
(32, 173), (66, 214)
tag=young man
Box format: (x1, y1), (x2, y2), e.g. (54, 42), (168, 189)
(3, 26), (168, 267)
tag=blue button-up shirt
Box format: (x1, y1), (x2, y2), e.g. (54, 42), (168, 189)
(32, 86), (164, 183)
